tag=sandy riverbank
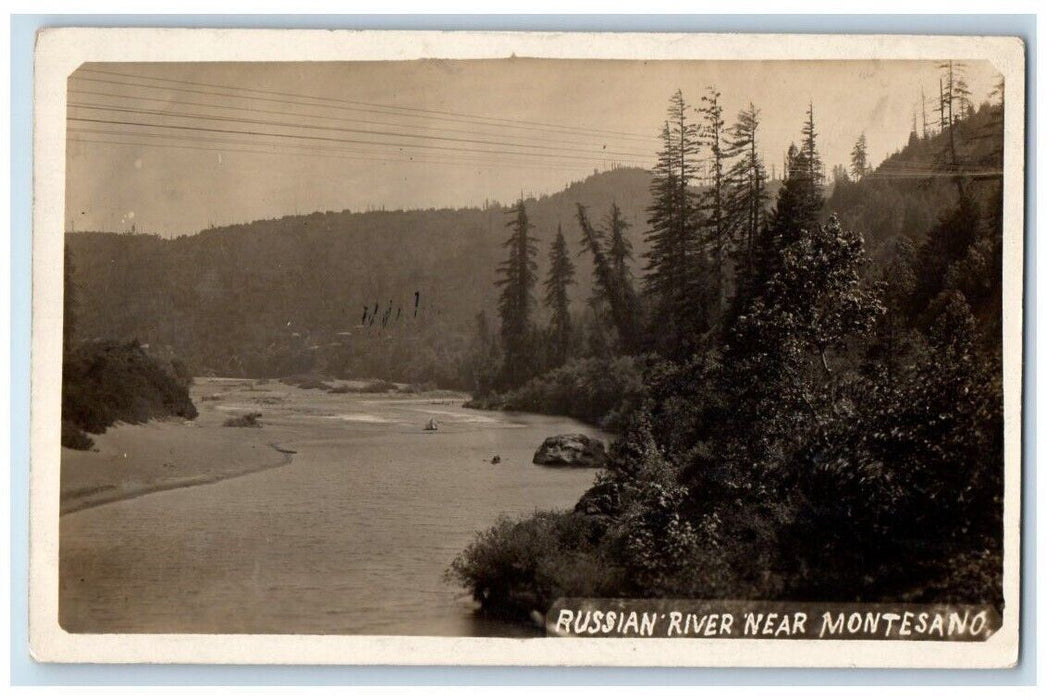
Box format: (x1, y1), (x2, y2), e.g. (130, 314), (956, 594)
(60, 420), (296, 515)
(59, 377), (474, 515)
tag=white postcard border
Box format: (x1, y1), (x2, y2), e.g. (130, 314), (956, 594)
(29, 28), (1026, 667)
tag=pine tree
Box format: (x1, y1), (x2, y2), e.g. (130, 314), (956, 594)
(849, 132), (869, 180)
(543, 224), (576, 368)
(605, 200), (635, 296)
(495, 199), (538, 387)
(937, 62), (969, 198)
(644, 122), (679, 314)
(938, 77), (948, 133)
(801, 102), (825, 189)
(949, 61), (973, 121)
(735, 114), (825, 319)
(578, 203), (638, 353)
(699, 87), (730, 315)
(724, 103), (768, 286)
(644, 91), (703, 357)
(782, 104), (826, 242)
(939, 62), (955, 127)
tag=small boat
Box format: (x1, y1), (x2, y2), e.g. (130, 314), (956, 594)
(424, 418), (439, 431)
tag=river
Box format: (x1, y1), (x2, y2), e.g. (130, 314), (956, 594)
(59, 378), (606, 636)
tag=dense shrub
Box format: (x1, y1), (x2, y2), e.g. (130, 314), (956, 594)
(61, 420), (95, 450)
(466, 355), (648, 429)
(447, 510), (621, 620)
(452, 109), (1005, 618)
(61, 340), (198, 449)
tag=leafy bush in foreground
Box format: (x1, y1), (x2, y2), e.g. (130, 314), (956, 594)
(447, 510), (622, 620)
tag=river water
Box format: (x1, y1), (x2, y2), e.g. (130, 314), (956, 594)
(59, 379), (605, 636)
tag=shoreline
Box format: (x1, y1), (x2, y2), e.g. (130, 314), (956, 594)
(60, 441), (295, 516)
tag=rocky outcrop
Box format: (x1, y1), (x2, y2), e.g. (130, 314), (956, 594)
(532, 433), (607, 468)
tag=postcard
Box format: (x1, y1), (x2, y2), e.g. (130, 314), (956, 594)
(29, 28), (1024, 667)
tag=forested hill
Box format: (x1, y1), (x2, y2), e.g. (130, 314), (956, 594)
(66, 102), (1002, 386)
(826, 102), (1004, 268)
(67, 167), (656, 383)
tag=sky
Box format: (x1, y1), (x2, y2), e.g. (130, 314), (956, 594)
(65, 59), (1000, 238)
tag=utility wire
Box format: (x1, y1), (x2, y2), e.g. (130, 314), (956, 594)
(73, 68), (660, 144)
(67, 116), (652, 165)
(68, 87), (636, 152)
(67, 102), (654, 160)
(68, 134), (620, 173)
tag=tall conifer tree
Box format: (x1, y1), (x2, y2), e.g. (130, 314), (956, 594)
(605, 201), (635, 297)
(801, 102), (825, 190)
(724, 103), (768, 285)
(699, 87), (730, 315)
(543, 225), (576, 368)
(496, 199), (538, 387)
(849, 133), (869, 180)
(579, 203), (638, 353)
(644, 90), (703, 356)
(736, 110), (824, 317)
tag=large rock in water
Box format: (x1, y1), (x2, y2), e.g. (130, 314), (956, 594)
(533, 433), (607, 467)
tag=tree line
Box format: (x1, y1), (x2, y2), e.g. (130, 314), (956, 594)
(454, 67), (1005, 616)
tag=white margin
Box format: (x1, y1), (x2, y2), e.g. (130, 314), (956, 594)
(28, 28), (1026, 668)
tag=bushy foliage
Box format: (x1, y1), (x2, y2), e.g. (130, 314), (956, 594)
(467, 355), (648, 429)
(447, 511), (621, 620)
(596, 413), (703, 595)
(453, 96), (1004, 618)
(61, 420), (95, 450)
(61, 340), (198, 449)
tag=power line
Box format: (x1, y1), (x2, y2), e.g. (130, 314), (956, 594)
(68, 132), (624, 173)
(69, 138), (606, 173)
(73, 68), (660, 144)
(78, 66), (658, 141)
(863, 170), (1002, 180)
(69, 128), (643, 174)
(66, 115), (652, 165)
(67, 102), (654, 160)
(68, 87), (636, 152)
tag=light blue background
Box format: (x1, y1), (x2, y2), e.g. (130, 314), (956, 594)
(9, 13), (1036, 685)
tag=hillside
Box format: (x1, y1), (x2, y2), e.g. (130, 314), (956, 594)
(826, 102), (1004, 267)
(67, 167), (657, 384)
(66, 102), (1003, 386)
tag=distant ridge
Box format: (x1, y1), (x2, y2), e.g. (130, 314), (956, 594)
(67, 167), (657, 382)
(66, 102), (1002, 383)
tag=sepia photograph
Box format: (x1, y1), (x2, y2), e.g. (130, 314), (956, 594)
(28, 29), (1024, 667)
